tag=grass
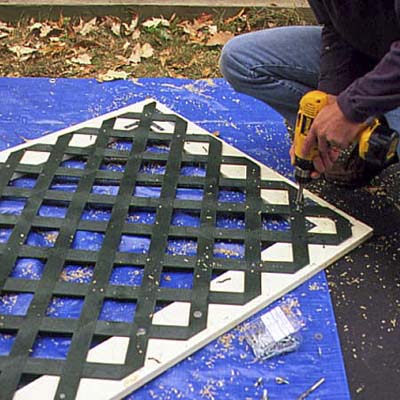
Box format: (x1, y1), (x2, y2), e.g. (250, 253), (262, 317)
(0, 7), (311, 79)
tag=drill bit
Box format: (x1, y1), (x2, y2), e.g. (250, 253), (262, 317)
(295, 184), (304, 208)
(296, 377), (325, 400)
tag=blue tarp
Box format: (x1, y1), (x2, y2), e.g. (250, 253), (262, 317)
(0, 77), (350, 399)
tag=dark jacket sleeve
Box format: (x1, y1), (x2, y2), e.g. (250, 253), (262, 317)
(308, 0), (370, 95)
(337, 41), (400, 122)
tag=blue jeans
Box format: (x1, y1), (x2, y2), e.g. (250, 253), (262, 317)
(220, 26), (400, 149)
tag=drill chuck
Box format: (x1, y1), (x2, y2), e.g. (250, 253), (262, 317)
(294, 157), (313, 185)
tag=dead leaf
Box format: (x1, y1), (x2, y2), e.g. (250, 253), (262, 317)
(208, 25), (218, 35)
(123, 41), (130, 52)
(8, 45), (37, 58)
(0, 32), (9, 39)
(0, 22), (14, 33)
(78, 18), (98, 36)
(142, 17), (170, 29)
(131, 29), (141, 40)
(30, 21), (63, 38)
(122, 16), (139, 35)
(71, 53), (92, 65)
(206, 31), (234, 46)
(140, 42), (154, 59)
(202, 67), (212, 77)
(30, 22), (43, 32)
(40, 24), (53, 38)
(128, 44), (142, 64)
(111, 22), (121, 37)
(127, 42), (154, 64)
(97, 70), (129, 82)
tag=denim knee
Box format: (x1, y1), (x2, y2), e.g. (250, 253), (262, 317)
(219, 36), (251, 89)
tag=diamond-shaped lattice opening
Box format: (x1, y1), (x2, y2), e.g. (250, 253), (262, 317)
(81, 204), (112, 222)
(261, 243), (293, 262)
(107, 139), (133, 152)
(171, 210), (200, 227)
(60, 263), (94, 284)
(180, 162), (206, 177)
(0, 226), (13, 243)
(8, 174), (38, 189)
(262, 214), (291, 231)
(10, 258), (46, 280)
(91, 179), (120, 196)
(160, 267), (194, 289)
(139, 160), (167, 175)
(126, 207), (157, 224)
(68, 134), (96, 148)
(0, 330), (16, 356)
(153, 301), (190, 326)
(150, 120), (176, 133)
(306, 217), (337, 234)
(0, 292), (34, 316)
(30, 333), (72, 360)
(100, 158), (126, 172)
(87, 336), (129, 365)
(119, 234), (151, 254)
(261, 189), (289, 205)
(146, 140), (170, 153)
(20, 151), (50, 165)
(38, 200), (68, 218)
(99, 299), (136, 323)
(210, 271), (245, 293)
(218, 187), (246, 203)
(50, 176), (79, 192)
(214, 239), (245, 259)
(46, 296), (84, 319)
(220, 164), (247, 179)
(167, 237), (198, 257)
(26, 229), (59, 248)
(72, 230), (105, 251)
(216, 212), (245, 230)
(183, 141), (209, 155)
(60, 156), (87, 170)
(176, 186), (204, 201)
(0, 197), (27, 215)
(109, 265), (144, 286)
(134, 185), (162, 198)
(113, 117), (140, 131)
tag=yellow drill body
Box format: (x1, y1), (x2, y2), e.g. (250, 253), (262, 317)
(294, 90), (399, 206)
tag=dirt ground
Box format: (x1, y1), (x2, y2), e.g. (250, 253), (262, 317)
(0, 7), (310, 80)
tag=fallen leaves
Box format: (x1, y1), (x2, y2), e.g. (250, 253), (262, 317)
(206, 31), (235, 46)
(0, 22), (14, 39)
(0, 8), (304, 79)
(97, 70), (129, 82)
(71, 53), (92, 65)
(142, 17), (170, 30)
(111, 21), (121, 37)
(122, 15), (139, 36)
(118, 42), (155, 65)
(8, 45), (37, 59)
(76, 17), (98, 36)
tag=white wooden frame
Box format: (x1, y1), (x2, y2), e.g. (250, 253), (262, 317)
(4, 99), (372, 400)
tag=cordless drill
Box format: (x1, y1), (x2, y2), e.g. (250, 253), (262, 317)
(294, 90), (399, 206)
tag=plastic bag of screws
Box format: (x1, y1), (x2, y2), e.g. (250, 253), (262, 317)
(243, 299), (305, 360)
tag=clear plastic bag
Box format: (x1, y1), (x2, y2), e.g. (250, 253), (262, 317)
(243, 299), (305, 360)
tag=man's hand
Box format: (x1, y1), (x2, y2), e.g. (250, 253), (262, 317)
(301, 95), (365, 175)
